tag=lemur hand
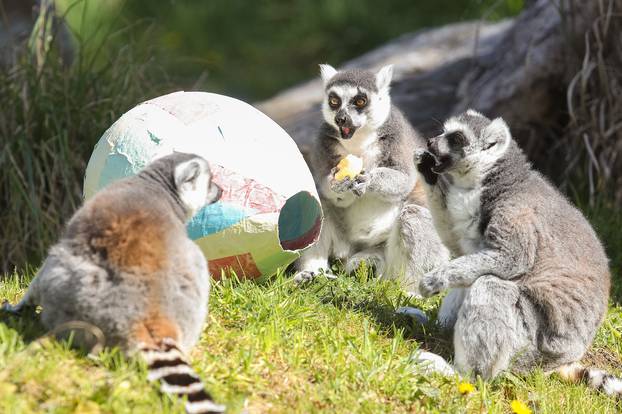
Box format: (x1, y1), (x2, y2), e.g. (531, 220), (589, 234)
(329, 168), (368, 196)
(415, 150), (438, 185)
(350, 172), (369, 196)
(414, 149), (427, 163)
(419, 267), (449, 297)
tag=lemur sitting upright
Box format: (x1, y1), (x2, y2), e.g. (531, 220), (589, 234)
(413, 110), (619, 396)
(294, 64), (448, 294)
(2, 153), (225, 414)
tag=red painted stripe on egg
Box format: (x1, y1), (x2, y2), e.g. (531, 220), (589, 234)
(210, 165), (287, 214)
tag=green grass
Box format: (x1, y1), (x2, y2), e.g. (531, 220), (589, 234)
(1, 261), (622, 413)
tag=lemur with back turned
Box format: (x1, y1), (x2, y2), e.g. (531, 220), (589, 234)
(412, 110), (619, 396)
(2, 153), (226, 414)
(294, 64), (448, 294)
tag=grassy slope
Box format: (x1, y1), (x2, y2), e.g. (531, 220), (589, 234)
(1, 247), (621, 414)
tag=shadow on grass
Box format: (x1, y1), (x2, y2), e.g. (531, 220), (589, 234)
(310, 272), (454, 360)
(0, 310), (108, 359)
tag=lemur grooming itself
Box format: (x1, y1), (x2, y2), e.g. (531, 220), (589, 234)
(2, 153), (226, 414)
(294, 64), (448, 294)
(413, 110), (618, 395)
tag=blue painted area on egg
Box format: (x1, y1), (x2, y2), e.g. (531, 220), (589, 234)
(99, 153), (136, 188)
(187, 202), (254, 240)
(98, 128), (163, 189)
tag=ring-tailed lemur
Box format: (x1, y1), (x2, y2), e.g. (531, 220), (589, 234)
(293, 64), (449, 294)
(412, 110), (618, 396)
(2, 153), (226, 414)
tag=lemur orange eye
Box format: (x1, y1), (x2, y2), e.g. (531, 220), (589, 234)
(355, 97), (367, 108)
(329, 96), (341, 108)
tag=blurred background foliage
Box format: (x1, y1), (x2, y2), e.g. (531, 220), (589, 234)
(57, 0), (523, 101)
(1, 0), (524, 272)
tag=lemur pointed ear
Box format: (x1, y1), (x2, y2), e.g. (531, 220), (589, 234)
(375, 64), (394, 91)
(319, 64), (338, 85)
(174, 159), (201, 188)
(484, 117), (511, 149)
(466, 109), (484, 118)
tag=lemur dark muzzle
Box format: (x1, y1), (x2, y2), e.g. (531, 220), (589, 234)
(335, 111), (356, 139)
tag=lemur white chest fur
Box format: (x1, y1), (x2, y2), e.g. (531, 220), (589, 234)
(335, 125), (381, 164)
(334, 127), (401, 246)
(344, 195), (401, 245)
(445, 183), (483, 254)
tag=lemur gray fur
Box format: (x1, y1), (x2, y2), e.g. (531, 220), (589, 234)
(293, 64), (449, 294)
(2, 153), (226, 414)
(412, 110), (619, 396)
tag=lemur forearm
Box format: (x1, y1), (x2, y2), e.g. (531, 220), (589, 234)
(367, 167), (414, 201)
(443, 248), (530, 287)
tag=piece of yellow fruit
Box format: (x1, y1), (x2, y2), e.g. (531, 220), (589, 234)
(334, 154), (363, 181)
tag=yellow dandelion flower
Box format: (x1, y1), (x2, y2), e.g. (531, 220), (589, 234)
(457, 381), (475, 395)
(510, 399), (532, 414)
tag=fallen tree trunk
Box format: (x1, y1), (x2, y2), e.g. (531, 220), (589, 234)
(258, 0), (621, 203)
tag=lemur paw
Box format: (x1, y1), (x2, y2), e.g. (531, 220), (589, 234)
(351, 173), (369, 197)
(419, 269), (449, 297)
(413, 149), (427, 163)
(329, 170), (368, 196)
(415, 150), (438, 185)
(293, 270), (316, 284)
(293, 270), (337, 285)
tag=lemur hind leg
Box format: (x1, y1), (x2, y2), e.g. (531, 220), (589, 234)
(453, 275), (537, 379)
(293, 213), (350, 283)
(413, 276), (536, 379)
(384, 204), (450, 295)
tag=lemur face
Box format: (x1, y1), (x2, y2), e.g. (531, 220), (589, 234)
(319, 64), (393, 140)
(172, 154), (222, 217)
(426, 110), (511, 174)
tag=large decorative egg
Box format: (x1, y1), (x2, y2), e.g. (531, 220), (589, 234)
(84, 91), (322, 281)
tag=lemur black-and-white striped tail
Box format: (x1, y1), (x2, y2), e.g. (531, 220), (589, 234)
(557, 362), (622, 397)
(139, 338), (226, 414)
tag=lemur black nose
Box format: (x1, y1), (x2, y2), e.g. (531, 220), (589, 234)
(335, 114), (347, 126)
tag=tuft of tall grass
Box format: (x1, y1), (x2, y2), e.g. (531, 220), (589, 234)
(564, 0), (622, 206)
(0, 1), (167, 274)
